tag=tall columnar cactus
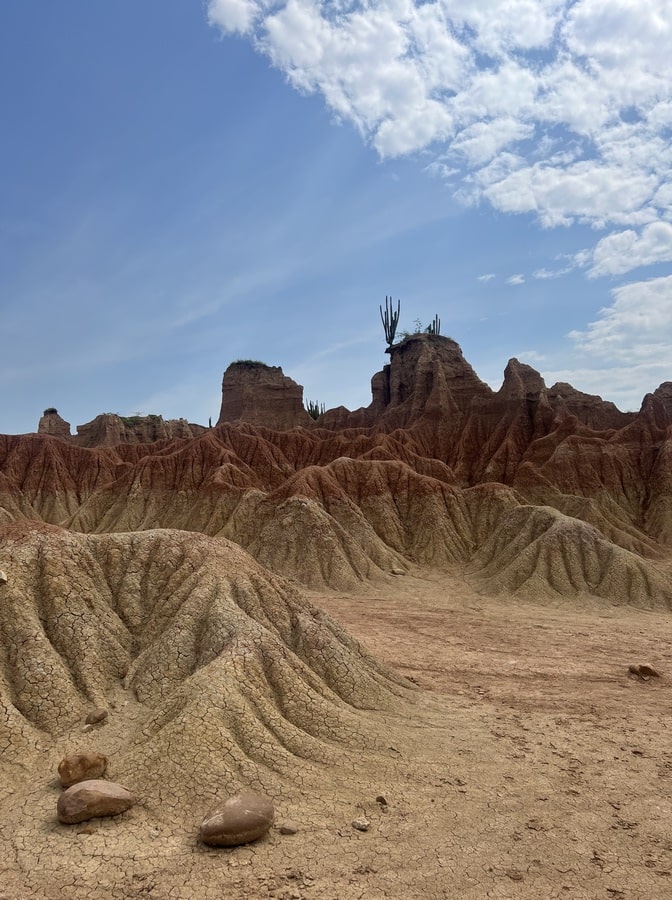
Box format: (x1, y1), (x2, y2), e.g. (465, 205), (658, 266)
(427, 314), (441, 335)
(380, 296), (401, 351)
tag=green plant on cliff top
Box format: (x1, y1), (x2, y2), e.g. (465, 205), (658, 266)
(306, 400), (325, 420)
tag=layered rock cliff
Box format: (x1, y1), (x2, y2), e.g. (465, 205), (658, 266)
(218, 360), (313, 429)
(38, 411), (206, 446)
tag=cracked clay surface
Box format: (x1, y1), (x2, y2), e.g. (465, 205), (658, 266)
(1, 527), (672, 898)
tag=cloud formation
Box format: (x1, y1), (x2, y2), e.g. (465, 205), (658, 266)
(208, 0), (672, 250)
(569, 274), (672, 362)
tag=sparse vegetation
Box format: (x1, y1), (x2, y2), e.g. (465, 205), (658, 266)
(232, 359), (269, 367)
(398, 315), (443, 340)
(119, 414), (161, 427)
(306, 400), (325, 420)
(43, 407), (58, 416)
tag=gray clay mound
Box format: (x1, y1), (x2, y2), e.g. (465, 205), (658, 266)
(0, 522), (409, 805)
(466, 504), (672, 609)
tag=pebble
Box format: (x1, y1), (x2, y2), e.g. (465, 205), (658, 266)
(85, 708), (109, 725)
(58, 751), (108, 788)
(628, 663), (661, 678)
(352, 818), (370, 832)
(0, 570), (7, 585)
(199, 792), (275, 847)
(278, 821), (299, 835)
(57, 780), (135, 825)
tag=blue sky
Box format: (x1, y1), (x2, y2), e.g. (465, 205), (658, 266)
(2, 1), (671, 434)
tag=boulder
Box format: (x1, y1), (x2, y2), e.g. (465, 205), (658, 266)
(57, 780), (135, 825)
(199, 792), (274, 847)
(58, 752), (108, 788)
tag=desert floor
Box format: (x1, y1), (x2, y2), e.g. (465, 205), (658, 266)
(2, 569), (672, 900)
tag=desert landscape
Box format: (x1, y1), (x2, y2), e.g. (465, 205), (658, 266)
(2, 333), (672, 899)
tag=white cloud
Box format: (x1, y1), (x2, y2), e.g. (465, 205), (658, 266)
(477, 273), (495, 282)
(543, 362), (669, 412)
(207, 0), (261, 34)
(533, 263), (574, 279)
(587, 222), (672, 277)
(569, 274), (672, 361)
(208, 1), (672, 265)
(507, 273), (525, 285)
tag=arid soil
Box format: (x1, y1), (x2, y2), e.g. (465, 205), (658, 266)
(1, 566), (671, 900)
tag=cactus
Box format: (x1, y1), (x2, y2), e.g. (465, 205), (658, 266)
(380, 296), (401, 350)
(306, 400), (325, 420)
(426, 314), (441, 335)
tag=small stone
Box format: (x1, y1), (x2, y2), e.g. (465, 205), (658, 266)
(57, 780), (135, 825)
(82, 724), (93, 733)
(0, 570), (7, 585)
(199, 792), (274, 847)
(58, 751), (108, 788)
(628, 664), (661, 679)
(375, 795), (388, 806)
(352, 818), (370, 832)
(390, 568), (406, 576)
(278, 821), (299, 835)
(85, 708), (109, 725)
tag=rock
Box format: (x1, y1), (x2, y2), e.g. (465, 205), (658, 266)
(58, 751), (109, 788)
(390, 568), (405, 576)
(57, 780), (135, 825)
(628, 664), (661, 678)
(375, 795), (388, 806)
(74, 413), (205, 448)
(217, 361), (313, 430)
(0, 570), (7, 585)
(352, 818), (370, 832)
(37, 409), (72, 439)
(199, 792), (275, 847)
(85, 707), (109, 725)
(278, 821), (299, 835)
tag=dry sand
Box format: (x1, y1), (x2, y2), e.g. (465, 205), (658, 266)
(2, 567), (671, 899)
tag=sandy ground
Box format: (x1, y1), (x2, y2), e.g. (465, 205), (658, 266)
(2, 569), (672, 899)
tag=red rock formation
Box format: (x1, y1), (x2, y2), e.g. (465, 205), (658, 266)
(75, 413), (205, 447)
(4, 337), (672, 603)
(217, 361), (313, 430)
(37, 409), (72, 440)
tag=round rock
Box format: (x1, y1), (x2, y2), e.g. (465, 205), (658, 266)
(57, 779), (135, 825)
(199, 792), (274, 847)
(58, 751), (109, 788)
